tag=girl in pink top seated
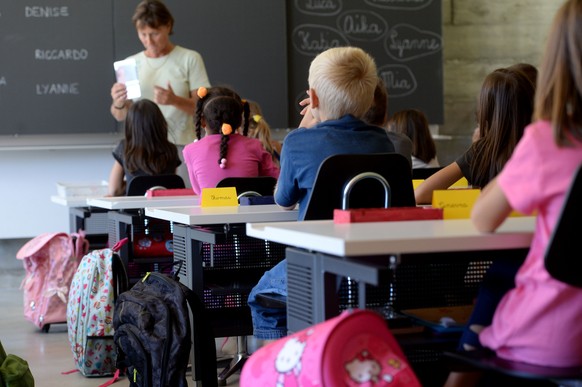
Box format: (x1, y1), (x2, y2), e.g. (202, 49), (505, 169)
(183, 86), (280, 194)
(446, 1), (582, 385)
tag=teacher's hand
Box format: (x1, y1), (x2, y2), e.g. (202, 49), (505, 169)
(111, 82), (127, 107)
(153, 82), (175, 106)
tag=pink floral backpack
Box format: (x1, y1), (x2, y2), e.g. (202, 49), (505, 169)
(66, 239), (128, 378)
(241, 309), (421, 387)
(16, 231), (88, 332)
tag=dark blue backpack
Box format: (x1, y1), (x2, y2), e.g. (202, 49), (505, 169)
(113, 271), (216, 387)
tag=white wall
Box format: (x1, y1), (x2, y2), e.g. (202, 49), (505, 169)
(0, 144), (115, 239)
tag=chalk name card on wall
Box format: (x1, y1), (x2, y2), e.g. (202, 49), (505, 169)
(0, 1), (115, 136)
(288, 0), (444, 124)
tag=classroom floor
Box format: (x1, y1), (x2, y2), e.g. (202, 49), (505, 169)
(0, 271), (241, 387)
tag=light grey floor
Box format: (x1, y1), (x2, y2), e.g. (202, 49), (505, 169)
(0, 269), (241, 387)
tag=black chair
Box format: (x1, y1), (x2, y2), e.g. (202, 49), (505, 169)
(412, 166), (442, 180)
(443, 164), (582, 384)
(257, 152), (415, 328)
(303, 152), (416, 221)
(216, 176), (277, 200)
(126, 174), (185, 196)
(544, 163), (582, 288)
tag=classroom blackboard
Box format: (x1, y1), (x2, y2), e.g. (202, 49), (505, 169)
(0, 1), (115, 136)
(287, 0), (444, 125)
(0, 0), (442, 137)
(190, 0), (288, 130)
(0, 0), (288, 137)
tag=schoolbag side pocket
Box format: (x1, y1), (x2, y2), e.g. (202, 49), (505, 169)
(115, 324), (150, 387)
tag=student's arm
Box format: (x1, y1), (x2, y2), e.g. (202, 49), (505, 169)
(471, 177), (512, 232)
(274, 183), (297, 210)
(414, 162), (464, 204)
(107, 161), (125, 196)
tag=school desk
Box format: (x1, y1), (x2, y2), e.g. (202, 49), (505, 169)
(50, 195), (109, 248)
(86, 195), (200, 279)
(86, 194), (199, 210)
(144, 204), (298, 385)
(246, 216), (535, 333)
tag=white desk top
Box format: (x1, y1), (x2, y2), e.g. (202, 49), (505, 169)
(51, 195), (94, 207)
(246, 216), (536, 257)
(87, 195), (199, 210)
(145, 204), (298, 225)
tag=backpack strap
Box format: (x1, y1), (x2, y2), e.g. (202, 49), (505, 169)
(111, 237), (128, 253)
(71, 230), (90, 260)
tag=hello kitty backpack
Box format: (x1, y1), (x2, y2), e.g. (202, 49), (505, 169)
(240, 308), (420, 387)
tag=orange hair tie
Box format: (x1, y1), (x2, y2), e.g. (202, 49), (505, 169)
(221, 123), (233, 135)
(197, 87), (207, 99)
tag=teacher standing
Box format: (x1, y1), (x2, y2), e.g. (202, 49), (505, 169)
(110, 0), (211, 187)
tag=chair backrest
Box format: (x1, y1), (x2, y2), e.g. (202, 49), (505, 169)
(126, 174), (186, 196)
(412, 167), (442, 180)
(303, 153), (416, 221)
(544, 163), (582, 287)
(215, 176), (277, 199)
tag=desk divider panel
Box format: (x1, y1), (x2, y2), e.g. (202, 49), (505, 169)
(172, 222), (287, 385)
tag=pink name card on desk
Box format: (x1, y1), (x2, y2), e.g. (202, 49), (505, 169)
(432, 189), (480, 219)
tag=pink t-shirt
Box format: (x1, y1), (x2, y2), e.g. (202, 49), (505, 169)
(182, 133), (280, 195)
(479, 120), (582, 367)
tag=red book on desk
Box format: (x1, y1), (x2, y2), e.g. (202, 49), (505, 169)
(145, 188), (195, 197)
(333, 207), (443, 223)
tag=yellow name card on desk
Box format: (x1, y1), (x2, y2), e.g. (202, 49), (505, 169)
(432, 189), (480, 219)
(201, 187), (238, 207)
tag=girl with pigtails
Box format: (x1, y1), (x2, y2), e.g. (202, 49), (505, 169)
(183, 86), (280, 195)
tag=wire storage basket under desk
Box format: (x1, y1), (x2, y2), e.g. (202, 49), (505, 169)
(172, 223), (286, 338)
(107, 210), (175, 284)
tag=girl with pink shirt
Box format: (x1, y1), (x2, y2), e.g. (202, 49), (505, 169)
(445, 1), (582, 385)
(183, 86), (279, 194)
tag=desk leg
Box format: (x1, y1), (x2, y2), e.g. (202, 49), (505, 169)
(106, 211), (130, 268)
(172, 224), (215, 386)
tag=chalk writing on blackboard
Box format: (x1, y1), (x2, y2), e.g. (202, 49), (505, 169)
(364, 0), (433, 11)
(35, 49), (89, 60)
(294, 0), (342, 16)
(36, 84), (80, 95)
(336, 10), (388, 41)
(24, 6), (70, 17)
(385, 24), (442, 62)
(292, 24), (350, 56)
(378, 64), (417, 98)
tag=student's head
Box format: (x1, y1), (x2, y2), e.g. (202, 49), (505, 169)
(247, 100), (270, 139)
(477, 68), (535, 144)
(471, 68), (535, 187)
(194, 86), (250, 140)
(507, 63), (538, 89)
(388, 109), (436, 164)
(133, 0), (174, 34)
(362, 77), (389, 127)
(195, 86), (250, 168)
(124, 99), (176, 174)
(534, 0), (582, 145)
(247, 100), (278, 162)
(308, 47), (377, 121)
(125, 99), (168, 146)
